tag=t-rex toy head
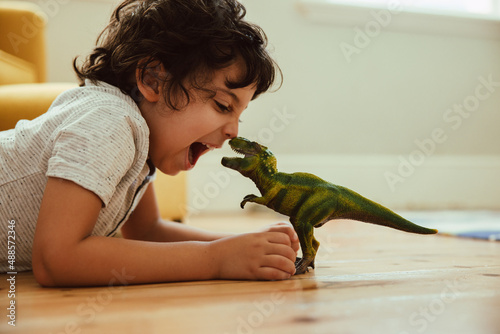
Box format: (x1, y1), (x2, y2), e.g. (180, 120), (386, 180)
(221, 137), (277, 178)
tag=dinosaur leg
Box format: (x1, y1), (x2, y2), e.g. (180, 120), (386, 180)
(293, 203), (332, 274)
(296, 237), (320, 267)
(311, 236), (320, 268)
(294, 221), (317, 275)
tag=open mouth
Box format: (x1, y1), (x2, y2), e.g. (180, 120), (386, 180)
(188, 142), (216, 168)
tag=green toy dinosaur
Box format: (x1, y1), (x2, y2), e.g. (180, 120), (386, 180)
(221, 137), (437, 275)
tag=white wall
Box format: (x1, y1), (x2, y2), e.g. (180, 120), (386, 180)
(30, 0), (500, 212)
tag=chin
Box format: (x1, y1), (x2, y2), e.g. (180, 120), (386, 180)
(151, 160), (177, 176)
(159, 166), (182, 176)
(166, 170), (181, 176)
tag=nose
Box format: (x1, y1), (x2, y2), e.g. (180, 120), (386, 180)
(223, 118), (239, 139)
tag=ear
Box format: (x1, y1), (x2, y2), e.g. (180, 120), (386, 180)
(135, 59), (166, 103)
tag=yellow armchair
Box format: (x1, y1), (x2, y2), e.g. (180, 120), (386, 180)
(0, 1), (187, 221)
(0, 1), (46, 83)
(0, 1), (76, 132)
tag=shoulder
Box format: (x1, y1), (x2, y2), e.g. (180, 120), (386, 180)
(50, 80), (149, 148)
(52, 80), (143, 122)
(45, 82), (151, 204)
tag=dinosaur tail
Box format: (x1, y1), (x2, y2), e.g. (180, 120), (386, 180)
(336, 186), (438, 234)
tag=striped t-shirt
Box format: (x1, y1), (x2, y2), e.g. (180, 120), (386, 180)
(0, 80), (154, 272)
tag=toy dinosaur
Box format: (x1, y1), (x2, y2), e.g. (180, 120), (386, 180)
(221, 137), (438, 275)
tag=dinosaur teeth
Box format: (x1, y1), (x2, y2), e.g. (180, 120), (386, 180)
(231, 147), (244, 155)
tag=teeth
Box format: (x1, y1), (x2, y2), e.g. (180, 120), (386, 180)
(201, 142), (216, 151)
(231, 147), (243, 155)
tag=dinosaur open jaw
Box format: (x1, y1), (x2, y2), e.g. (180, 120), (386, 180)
(221, 146), (252, 170)
(230, 146), (254, 158)
(227, 137), (263, 157)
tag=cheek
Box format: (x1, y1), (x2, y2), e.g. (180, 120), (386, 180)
(185, 113), (222, 133)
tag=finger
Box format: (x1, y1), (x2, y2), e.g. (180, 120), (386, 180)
(270, 224), (299, 244)
(267, 229), (299, 250)
(262, 254), (296, 275)
(264, 221), (292, 232)
(263, 227), (300, 257)
(265, 231), (292, 247)
(255, 267), (292, 281)
(290, 237), (300, 253)
(266, 243), (297, 263)
(273, 221), (292, 228)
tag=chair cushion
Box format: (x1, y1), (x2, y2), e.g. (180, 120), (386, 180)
(0, 50), (37, 85)
(0, 82), (77, 131)
(0, 1), (47, 82)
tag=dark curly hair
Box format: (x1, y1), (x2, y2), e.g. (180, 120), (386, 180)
(73, 0), (281, 109)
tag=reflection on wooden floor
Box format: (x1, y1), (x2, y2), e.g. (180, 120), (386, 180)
(1, 211), (499, 334)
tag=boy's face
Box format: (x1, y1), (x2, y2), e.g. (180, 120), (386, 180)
(139, 61), (256, 176)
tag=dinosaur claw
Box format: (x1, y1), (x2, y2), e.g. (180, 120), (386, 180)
(294, 257), (315, 275)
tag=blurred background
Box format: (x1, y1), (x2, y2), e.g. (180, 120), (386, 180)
(13, 0), (500, 213)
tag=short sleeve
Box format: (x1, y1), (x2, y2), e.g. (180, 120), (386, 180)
(46, 107), (138, 206)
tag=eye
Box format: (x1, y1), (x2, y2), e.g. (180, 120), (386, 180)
(215, 100), (231, 113)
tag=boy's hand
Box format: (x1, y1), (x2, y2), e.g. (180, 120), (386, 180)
(210, 222), (298, 280)
(257, 221), (300, 254)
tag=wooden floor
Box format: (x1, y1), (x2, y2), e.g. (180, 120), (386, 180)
(1, 211), (499, 334)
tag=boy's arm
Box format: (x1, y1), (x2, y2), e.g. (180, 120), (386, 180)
(120, 183), (231, 242)
(32, 178), (297, 287)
